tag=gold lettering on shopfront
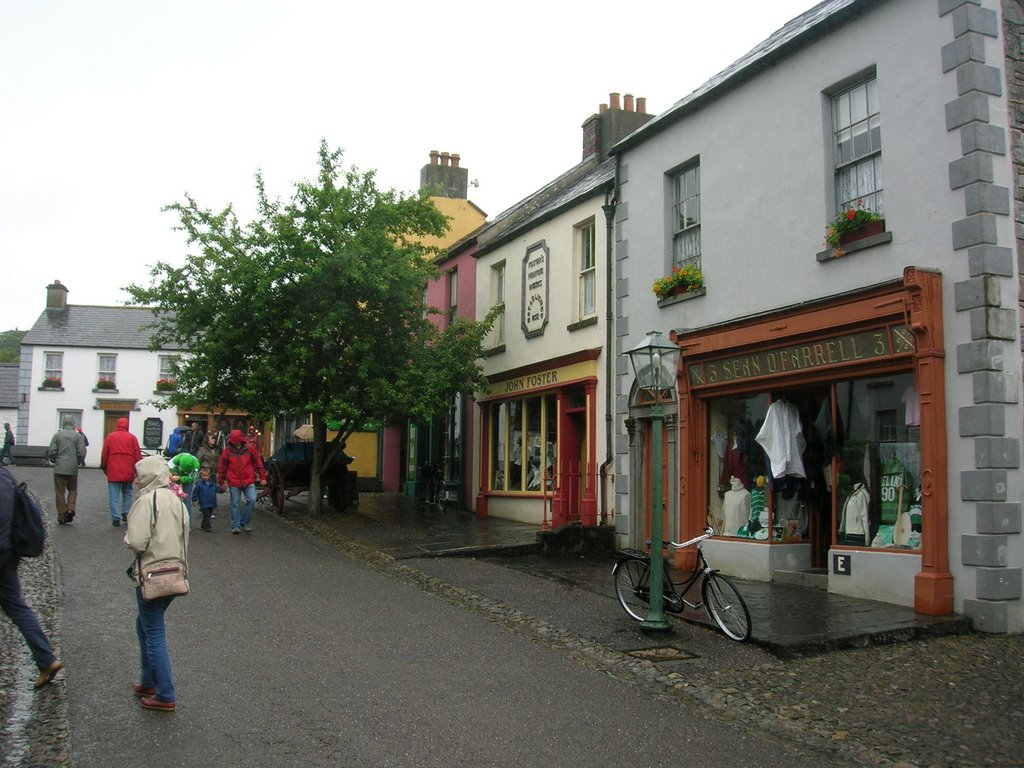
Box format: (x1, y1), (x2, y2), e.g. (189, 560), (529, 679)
(686, 325), (912, 388)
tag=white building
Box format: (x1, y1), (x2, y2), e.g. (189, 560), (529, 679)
(613, 0), (1022, 631)
(18, 281), (182, 463)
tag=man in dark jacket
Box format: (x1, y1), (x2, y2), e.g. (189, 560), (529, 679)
(183, 421), (206, 456)
(217, 429), (266, 535)
(0, 466), (63, 688)
(100, 417), (143, 527)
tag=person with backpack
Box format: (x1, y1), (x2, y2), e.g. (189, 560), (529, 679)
(164, 425), (189, 458)
(0, 465), (63, 688)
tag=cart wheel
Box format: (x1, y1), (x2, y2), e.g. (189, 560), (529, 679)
(268, 462), (285, 513)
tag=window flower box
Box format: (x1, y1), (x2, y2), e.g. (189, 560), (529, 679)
(41, 377), (62, 389)
(652, 264), (703, 300)
(96, 379), (117, 390)
(824, 201), (883, 256)
(156, 379), (176, 392)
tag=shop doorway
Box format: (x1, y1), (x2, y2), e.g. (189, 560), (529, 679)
(103, 411), (130, 439)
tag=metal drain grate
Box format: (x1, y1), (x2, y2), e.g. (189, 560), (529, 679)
(626, 646), (698, 661)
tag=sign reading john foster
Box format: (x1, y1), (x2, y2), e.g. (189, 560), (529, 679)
(522, 241), (549, 338)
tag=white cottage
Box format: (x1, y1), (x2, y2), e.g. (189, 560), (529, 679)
(18, 281), (182, 463)
(612, 0), (1022, 632)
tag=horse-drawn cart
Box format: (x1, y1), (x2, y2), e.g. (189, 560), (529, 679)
(260, 441), (357, 513)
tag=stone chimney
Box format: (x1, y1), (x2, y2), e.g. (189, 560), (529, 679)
(46, 280), (68, 312)
(581, 91), (655, 161)
(420, 150), (469, 199)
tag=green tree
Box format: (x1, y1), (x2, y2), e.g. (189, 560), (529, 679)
(127, 143), (493, 512)
(0, 330), (26, 363)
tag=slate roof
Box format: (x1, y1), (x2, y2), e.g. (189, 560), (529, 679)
(0, 363), (17, 408)
(477, 157), (615, 255)
(22, 306), (181, 351)
(612, 0), (871, 153)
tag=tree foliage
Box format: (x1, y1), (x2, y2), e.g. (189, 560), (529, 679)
(0, 329), (26, 363)
(126, 143), (493, 512)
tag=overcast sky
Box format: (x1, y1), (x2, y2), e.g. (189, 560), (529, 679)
(1, 0), (815, 331)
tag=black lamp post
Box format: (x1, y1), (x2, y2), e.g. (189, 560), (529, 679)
(625, 330), (682, 632)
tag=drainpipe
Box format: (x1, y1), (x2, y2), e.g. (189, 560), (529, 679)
(598, 163), (619, 526)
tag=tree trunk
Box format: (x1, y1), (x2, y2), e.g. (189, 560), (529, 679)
(305, 412), (326, 514)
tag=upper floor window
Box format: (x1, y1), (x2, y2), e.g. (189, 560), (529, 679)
(491, 262), (506, 347)
(447, 268), (458, 326)
(159, 355), (178, 378)
(672, 163), (701, 271)
(97, 353), (117, 388)
(577, 220), (596, 319)
(832, 77), (883, 215)
(44, 352), (63, 384)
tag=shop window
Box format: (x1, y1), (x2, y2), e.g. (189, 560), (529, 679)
(706, 372), (921, 551)
(490, 394), (558, 493)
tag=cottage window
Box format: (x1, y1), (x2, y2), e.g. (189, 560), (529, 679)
(832, 76), (883, 215)
(578, 220), (596, 319)
(671, 162), (701, 272)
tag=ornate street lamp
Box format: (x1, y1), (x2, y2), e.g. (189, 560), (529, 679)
(625, 330), (682, 632)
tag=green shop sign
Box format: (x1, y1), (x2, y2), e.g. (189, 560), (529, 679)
(687, 324), (913, 388)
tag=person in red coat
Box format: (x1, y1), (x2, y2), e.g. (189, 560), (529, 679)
(217, 429), (266, 535)
(100, 418), (142, 527)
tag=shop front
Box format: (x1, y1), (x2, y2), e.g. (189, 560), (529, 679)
(476, 349), (601, 527)
(672, 268), (952, 614)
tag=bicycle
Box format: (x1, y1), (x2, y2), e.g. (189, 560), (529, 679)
(612, 526), (752, 641)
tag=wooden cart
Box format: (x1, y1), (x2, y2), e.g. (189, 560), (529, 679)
(260, 441), (357, 513)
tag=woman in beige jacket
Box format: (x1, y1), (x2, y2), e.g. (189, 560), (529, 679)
(124, 456), (189, 711)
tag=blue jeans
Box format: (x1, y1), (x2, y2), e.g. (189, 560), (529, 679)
(0, 556), (57, 671)
(108, 481), (134, 522)
(229, 484), (256, 530)
(135, 588), (175, 702)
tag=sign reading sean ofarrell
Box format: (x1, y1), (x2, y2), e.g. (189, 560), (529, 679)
(521, 241), (549, 338)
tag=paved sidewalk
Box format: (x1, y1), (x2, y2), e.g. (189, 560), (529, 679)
(275, 490), (971, 657)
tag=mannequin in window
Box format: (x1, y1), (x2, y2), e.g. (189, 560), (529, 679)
(839, 482), (870, 545)
(722, 476), (751, 537)
(719, 433), (750, 490)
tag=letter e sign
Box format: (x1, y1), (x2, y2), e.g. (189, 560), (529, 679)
(832, 553), (852, 576)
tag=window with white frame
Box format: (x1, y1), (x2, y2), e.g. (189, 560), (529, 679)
(44, 352), (63, 385)
(159, 355), (177, 379)
(97, 353), (117, 387)
(578, 220), (596, 319)
(448, 268), (458, 326)
(57, 409), (82, 430)
(492, 262), (506, 346)
(832, 76), (883, 214)
(671, 163), (701, 270)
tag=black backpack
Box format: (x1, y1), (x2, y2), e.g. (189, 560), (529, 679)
(11, 478), (45, 558)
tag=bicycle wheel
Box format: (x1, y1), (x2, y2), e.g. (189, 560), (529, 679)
(437, 484), (449, 513)
(702, 572), (751, 641)
(613, 557), (651, 621)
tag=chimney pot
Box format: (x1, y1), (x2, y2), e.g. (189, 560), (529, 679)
(440, 151), (450, 167)
(451, 153), (460, 168)
(636, 97), (647, 114)
(599, 103), (608, 113)
(624, 93), (634, 112)
(609, 92), (620, 110)
(429, 150), (440, 165)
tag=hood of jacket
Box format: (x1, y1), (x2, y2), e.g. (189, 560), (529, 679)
(135, 455), (171, 494)
(115, 417), (129, 431)
(228, 429), (246, 445)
